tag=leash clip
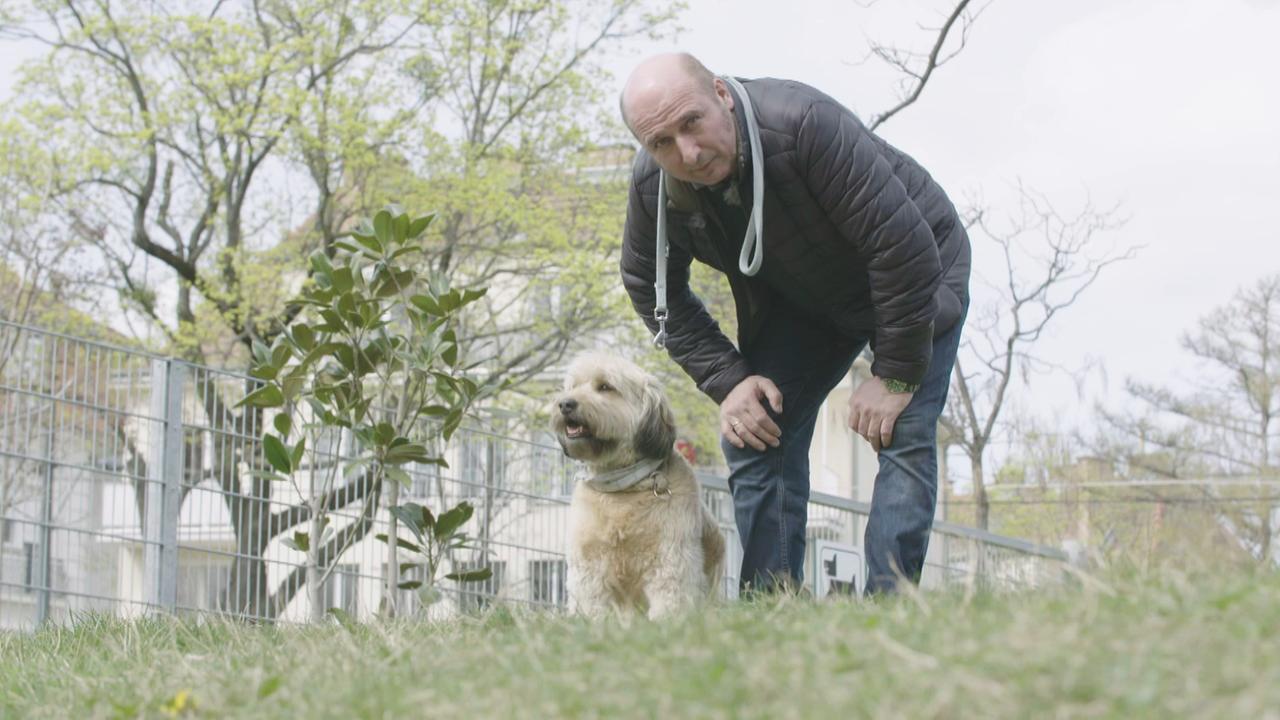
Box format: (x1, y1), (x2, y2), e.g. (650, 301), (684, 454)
(652, 308), (668, 349)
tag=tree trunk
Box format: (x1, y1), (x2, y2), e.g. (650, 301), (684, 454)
(1260, 507), (1273, 564)
(223, 475), (272, 619)
(382, 470), (400, 619)
(307, 469), (325, 622)
(1077, 486), (1091, 556)
(1149, 501), (1165, 566)
(971, 453), (989, 530)
(193, 378), (274, 620)
(968, 450), (989, 584)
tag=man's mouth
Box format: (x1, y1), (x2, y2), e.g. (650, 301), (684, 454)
(565, 420), (592, 439)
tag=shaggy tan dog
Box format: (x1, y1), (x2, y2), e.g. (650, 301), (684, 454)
(551, 352), (725, 619)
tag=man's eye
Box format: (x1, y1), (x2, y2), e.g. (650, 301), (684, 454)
(684, 115), (700, 129)
(652, 137), (670, 150)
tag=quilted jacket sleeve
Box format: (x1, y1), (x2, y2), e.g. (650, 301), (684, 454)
(619, 165), (752, 404)
(796, 100), (942, 385)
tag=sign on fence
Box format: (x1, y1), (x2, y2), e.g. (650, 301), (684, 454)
(812, 540), (864, 598)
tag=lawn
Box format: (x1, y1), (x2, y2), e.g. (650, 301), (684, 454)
(2, 566), (1277, 719)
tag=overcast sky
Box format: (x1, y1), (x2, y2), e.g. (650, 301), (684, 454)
(603, 0), (1280, 440)
(3, 0), (1277, 442)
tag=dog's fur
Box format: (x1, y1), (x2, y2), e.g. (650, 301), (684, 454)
(551, 352), (725, 619)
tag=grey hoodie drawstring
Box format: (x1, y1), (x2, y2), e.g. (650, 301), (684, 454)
(652, 75), (764, 349)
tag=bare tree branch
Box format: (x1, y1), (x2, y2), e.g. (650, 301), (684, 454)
(941, 186), (1131, 528)
(868, 0), (990, 131)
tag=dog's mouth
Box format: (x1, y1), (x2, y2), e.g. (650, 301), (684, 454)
(564, 419), (593, 440)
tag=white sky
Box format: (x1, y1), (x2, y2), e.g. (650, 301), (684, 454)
(3, 0), (1278, 442)
(604, 0), (1280, 440)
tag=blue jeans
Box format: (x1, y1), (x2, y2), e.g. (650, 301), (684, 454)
(721, 301), (965, 595)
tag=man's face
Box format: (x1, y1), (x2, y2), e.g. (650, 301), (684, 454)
(627, 78), (737, 186)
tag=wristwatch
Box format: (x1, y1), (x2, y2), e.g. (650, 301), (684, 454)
(882, 378), (920, 394)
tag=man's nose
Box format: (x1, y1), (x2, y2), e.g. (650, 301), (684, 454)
(676, 135), (701, 166)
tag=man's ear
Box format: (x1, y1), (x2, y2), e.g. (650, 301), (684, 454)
(714, 76), (734, 110)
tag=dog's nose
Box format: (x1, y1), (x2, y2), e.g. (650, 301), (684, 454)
(559, 399), (577, 415)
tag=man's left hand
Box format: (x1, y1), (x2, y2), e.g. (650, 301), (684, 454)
(848, 377), (914, 452)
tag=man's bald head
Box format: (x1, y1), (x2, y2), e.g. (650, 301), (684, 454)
(618, 52), (738, 186)
(620, 53), (717, 133)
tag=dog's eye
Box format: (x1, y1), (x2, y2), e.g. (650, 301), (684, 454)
(597, 382), (613, 392)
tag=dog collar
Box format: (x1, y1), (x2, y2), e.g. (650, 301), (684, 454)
(584, 456), (667, 494)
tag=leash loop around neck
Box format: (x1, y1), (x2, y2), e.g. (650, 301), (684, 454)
(722, 75), (765, 277)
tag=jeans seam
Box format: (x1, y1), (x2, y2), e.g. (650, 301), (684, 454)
(772, 346), (838, 582)
(774, 441), (788, 576)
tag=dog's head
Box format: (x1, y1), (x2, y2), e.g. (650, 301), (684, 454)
(550, 352), (676, 467)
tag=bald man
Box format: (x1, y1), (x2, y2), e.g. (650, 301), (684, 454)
(618, 53), (971, 595)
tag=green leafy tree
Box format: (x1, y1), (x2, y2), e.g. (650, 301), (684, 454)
(238, 206), (493, 620)
(0, 117), (101, 357)
(377, 500), (491, 612)
(1, 0), (427, 616)
(1, 0), (677, 617)
(387, 0), (681, 395)
(1, 0), (420, 354)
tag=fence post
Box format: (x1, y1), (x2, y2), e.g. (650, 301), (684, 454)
(145, 359), (184, 612)
(965, 536), (980, 591)
(35, 402), (55, 625)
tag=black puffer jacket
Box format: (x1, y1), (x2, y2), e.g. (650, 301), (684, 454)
(620, 77), (970, 403)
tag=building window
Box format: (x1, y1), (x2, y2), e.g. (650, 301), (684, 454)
(408, 437), (442, 499)
(490, 440), (507, 491)
(456, 560), (505, 613)
(407, 463), (436, 500)
(323, 563), (360, 615)
(458, 435), (506, 499)
(531, 435), (574, 497)
(1, 516), (12, 544)
(458, 434), (485, 498)
(528, 559), (567, 607)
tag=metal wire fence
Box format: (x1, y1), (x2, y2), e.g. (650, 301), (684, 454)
(0, 320), (1067, 630)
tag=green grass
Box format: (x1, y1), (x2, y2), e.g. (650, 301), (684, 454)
(2, 567), (1278, 719)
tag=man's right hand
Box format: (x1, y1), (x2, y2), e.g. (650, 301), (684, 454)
(720, 375), (784, 451)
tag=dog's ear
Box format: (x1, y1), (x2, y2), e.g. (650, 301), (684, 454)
(635, 382), (677, 459)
